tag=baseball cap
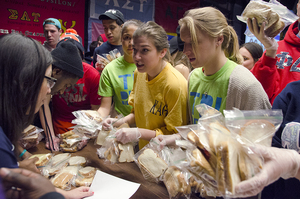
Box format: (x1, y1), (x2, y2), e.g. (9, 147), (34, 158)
(43, 18), (61, 30)
(99, 9), (125, 24)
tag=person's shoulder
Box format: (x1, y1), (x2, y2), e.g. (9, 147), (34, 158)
(229, 65), (259, 87)
(82, 62), (100, 76)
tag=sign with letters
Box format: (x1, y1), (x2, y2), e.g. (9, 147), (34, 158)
(0, 0), (85, 44)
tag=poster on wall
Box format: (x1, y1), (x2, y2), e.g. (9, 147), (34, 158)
(154, 0), (200, 33)
(0, 0), (85, 45)
(87, 0), (154, 50)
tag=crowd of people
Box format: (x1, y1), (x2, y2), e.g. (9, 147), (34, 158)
(1, 1), (300, 198)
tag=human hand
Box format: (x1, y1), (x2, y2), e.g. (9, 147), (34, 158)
(115, 128), (141, 144)
(18, 157), (40, 174)
(45, 136), (60, 151)
(234, 145), (300, 198)
(102, 118), (125, 131)
(247, 18), (278, 51)
(0, 167), (56, 199)
(155, 134), (181, 149)
(59, 186), (94, 199)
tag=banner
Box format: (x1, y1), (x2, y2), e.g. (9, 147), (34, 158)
(0, 0), (86, 44)
(90, 0), (154, 22)
(154, 0), (200, 33)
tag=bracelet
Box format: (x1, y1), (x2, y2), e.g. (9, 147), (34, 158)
(19, 149), (27, 158)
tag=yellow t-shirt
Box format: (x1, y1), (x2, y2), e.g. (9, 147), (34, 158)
(129, 63), (188, 149)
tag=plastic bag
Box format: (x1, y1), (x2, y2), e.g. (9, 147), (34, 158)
(236, 0), (298, 37)
(42, 153), (71, 177)
(97, 125), (135, 164)
(72, 110), (104, 138)
(95, 49), (121, 72)
(223, 108), (283, 147)
(134, 139), (169, 183)
(19, 125), (44, 149)
(50, 165), (79, 190)
(59, 130), (89, 152)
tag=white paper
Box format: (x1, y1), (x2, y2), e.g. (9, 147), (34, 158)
(86, 170), (141, 199)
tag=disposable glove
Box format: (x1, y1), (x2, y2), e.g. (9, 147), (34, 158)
(115, 128), (141, 144)
(234, 145), (300, 198)
(156, 134), (181, 149)
(102, 118), (124, 131)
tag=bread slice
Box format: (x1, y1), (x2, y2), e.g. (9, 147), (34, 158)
(96, 129), (110, 146)
(242, 1), (284, 37)
(163, 166), (191, 198)
(51, 153), (71, 166)
(104, 146), (119, 163)
(75, 177), (94, 187)
(30, 153), (52, 167)
(220, 140), (241, 194)
(51, 166), (78, 189)
(118, 143), (134, 163)
(22, 125), (37, 137)
(240, 120), (275, 146)
(84, 110), (103, 123)
(79, 166), (96, 178)
(68, 156), (86, 167)
(138, 148), (168, 178)
(190, 149), (215, 179)
(242, 1), (279, 29)
(61, 130), (75, 139)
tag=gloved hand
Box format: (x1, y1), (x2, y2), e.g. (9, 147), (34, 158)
(115, 128), (141, 144)
(247, 18), (278, 51)
(234, 145), (300, 198)
(156, 134), (181, 149)
(102, 118), (124, 131)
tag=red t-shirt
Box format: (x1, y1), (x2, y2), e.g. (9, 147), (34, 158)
(52, 62), (101, 122)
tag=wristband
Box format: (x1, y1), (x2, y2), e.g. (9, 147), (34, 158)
(19, 149), (27, 158)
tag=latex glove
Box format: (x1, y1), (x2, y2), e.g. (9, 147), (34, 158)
(45, 136), (60, 151)
(102, 118), (124, 131)
(58, 187), (94, 199)
(247, 18), (278, 51)
(234, 145), (300, 198)
(0, 167), (56, 199)
(156, 134), (181, 149)
(115, 128), (141, 144)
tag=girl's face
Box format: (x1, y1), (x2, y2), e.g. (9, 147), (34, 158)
(180, 25), (217, 69)
(133, 35), (166, 78)
(122, 24), (138, 59)
(35, 65), (52, 113)
(239, 47), (255, 70)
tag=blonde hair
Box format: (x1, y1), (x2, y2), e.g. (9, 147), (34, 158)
(121, 19), (143, 36)
(179, 7), (243, 64)
(133, 21), (172, 63)
(171, 51), (192, 71)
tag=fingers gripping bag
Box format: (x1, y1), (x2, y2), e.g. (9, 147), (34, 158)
(97, 125), (135, 164)
(223, 108), (283, 147)
(134, 139), (169, 183)
(236, 0), (298, 37)
(186, 105), (264, 197)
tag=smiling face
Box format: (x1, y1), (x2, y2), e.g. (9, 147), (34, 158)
(36, 65), (52, 113)
(180, 25), (217, 69)
(122, 24), (138, 63)
(133, 35), (166, 78)
(43, 24), (61, 48)
(102, 19), (122, 45)
(239, 47), (255, 70)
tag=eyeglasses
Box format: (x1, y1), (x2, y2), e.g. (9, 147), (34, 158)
(44, 76), (57, 89)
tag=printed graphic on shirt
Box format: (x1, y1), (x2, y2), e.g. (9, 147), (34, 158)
(282, 122), (300, 153)
(149, 99), (168, 117)
(118, 73), (133, 105)
(60, 83), (86, 105)
(190, 92), (223, 124)
(277, 52), (300, 72)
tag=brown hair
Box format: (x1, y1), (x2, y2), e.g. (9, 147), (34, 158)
(133, 21), (172, 63)
(179, 7), (243, 64)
